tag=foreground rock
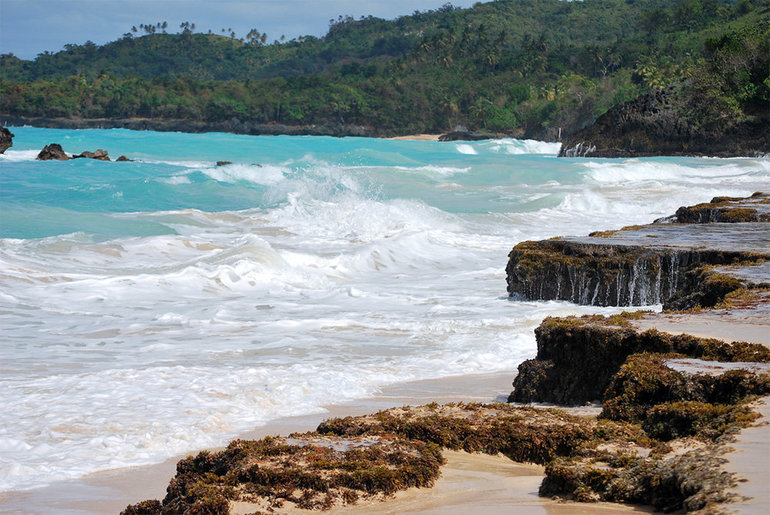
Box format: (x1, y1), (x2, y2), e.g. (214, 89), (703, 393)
(36, 143), (70, 160)
(509, 313), (770, 405)
(558, 86), (770, 158)
(0, 126), (13, 153)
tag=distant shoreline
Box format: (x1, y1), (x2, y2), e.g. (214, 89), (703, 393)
(0, 115), (527, 143)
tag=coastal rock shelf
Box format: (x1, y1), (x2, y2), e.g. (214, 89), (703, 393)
(506, 193), (770, 308)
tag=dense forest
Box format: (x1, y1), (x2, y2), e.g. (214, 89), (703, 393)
(1, 0), (768, 138)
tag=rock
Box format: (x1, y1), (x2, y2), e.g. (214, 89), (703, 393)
(508, 315), (769, 405)
(558, 85), (770, 158)
(215, 161), (232, 166)
(0, 126), (14, 154)
(438, 128), (497, 142)
(36, 143), (70, 160)
(663, 192), (770, 223)
(115, 155), (133, 162)
(506, 194), (770, 307)
(72, 149), (110, 161)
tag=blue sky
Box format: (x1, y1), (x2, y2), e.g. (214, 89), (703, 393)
(0, 0), (478, 59)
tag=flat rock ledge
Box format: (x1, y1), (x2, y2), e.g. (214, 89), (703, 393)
(506, 193), (770, 308)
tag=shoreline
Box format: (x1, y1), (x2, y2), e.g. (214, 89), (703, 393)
(0, 372), (512, 514)
(0, 371), (651, 514)
(1, 116), (457, 141)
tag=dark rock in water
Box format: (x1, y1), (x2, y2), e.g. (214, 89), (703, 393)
(439, 128), (497, 142)
(36, 143), (70, 160)
(115, 155), (133, 162)
(72, 149), (110, 161)
(558, 86), (770, 158)
(0, 126), (13, 154)
(216, 161), (232, 166)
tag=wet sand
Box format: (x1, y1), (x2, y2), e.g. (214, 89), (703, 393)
(722, 397), (770, 514)
(230, 450), (650, 515)
(0, 371), (647, 514)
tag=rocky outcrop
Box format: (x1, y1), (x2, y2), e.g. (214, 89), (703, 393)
(506, 194), (770, 308)
(72, 149), (110, 161)
(558, 86), (770, 158)
(36, 144), (128, 162)
(116, 155), (133, 162)
(509, 315), (769, 405)
(655, 192), (770, 223)
(438, 127), (499, 141)
(36, 143), (70, 160)
(0, 126), (13, 153)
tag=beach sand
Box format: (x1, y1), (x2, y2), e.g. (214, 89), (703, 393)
(5, 313), (769, 514)
(1, 371), (645, 514)
(389, 134), (441, 141)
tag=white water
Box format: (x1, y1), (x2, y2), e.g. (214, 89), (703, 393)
(1, 128), (769, 493)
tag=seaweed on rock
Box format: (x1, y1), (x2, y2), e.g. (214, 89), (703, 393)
(509, 315), (770, 405)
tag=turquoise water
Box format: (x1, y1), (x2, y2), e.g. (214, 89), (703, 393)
(1, 127), (768, 493)
(2, 128), (583, 239)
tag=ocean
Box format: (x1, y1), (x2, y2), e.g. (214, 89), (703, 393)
(1, 127), (768, 493)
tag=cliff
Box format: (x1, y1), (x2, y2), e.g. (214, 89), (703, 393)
(558, 86), (770, 158)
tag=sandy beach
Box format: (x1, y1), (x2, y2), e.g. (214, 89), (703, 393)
(1, 371), (646, 514)
(388, 134), (442, 141)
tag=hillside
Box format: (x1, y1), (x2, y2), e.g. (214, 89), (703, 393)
(2, 0), (768, 139)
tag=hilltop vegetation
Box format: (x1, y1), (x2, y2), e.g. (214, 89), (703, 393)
(1, 0), (768, 138)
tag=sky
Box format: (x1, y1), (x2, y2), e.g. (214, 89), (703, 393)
(0, 0), (479, 59)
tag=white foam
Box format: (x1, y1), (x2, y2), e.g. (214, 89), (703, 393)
(200, 163), (288, 185)
(0, 149), (40, 162)
(486, 138), (562, 155)
(3, 136), (770, 495)
(456, 144), (478, 155)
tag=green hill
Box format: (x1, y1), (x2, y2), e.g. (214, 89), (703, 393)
(1, 0), (768, 138)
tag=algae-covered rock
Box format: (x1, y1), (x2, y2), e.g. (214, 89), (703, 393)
(663, 192), (770, 223)
(509, 315), (770, 405)
(318, 402), (645, 465)
(541, 445), (739, 512)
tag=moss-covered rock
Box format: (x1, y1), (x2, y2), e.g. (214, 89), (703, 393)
(121, 434), (443, 514)
(318, 402), (649, 465)
(670, 192), (770, 223)
(509, 315), (769, 405)
(541, 445), (739, 512)
(506, 193), (769, 309)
